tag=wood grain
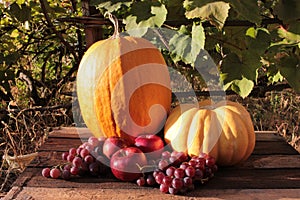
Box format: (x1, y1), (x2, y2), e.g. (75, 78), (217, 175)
(4, 127), (300, 199)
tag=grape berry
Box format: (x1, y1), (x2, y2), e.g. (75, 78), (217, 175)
(41, 136), (218, 195)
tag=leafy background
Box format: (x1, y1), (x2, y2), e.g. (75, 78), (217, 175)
(0, 0), (299, 195)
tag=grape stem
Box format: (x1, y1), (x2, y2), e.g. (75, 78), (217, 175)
(136, 161), (157, 174)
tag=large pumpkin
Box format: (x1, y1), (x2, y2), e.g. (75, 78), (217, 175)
(164, 99), (255, 166)
(76, 13), (171, 143)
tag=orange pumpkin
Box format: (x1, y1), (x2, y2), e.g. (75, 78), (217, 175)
(164, 99), (255, 166)
(76, 13), (171, 143)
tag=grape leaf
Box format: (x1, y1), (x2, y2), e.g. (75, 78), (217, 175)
(191, 23), (205, 60)
(246, 27), (271, 56)
(224, 77), (254, 98)
(91, 0), (132, 12)
(226, 0), (261, 24)
(165, 0), (186, 21)
(4, 52), (20, 66)
(220, 52), (259, 97)
(241, 51), (260, 80)
(274, 0), (300, 22)
(267, 66), (284, 84)
(278, 56), (300, 93)
(8, 3), (31, 22)
(288, 21), (300, 35)
(221, 53), (258, 82)
(169, 29), (193, 63)
(169, 24), (205, 66)
(130, 1), (154, 22)
(124, 3), (167, 37)
(184, 1), (230, 29)
(277, 27), (300, 44)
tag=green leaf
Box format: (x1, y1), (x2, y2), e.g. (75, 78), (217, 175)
(10, 29), (19, 38)
(226, 0), (261, 24)
(168, 24), (205, 66)
(184, 1), (230, 29)
(166, 0), (186, 21)
(4, 52), (20, 66)
(277, 27), (300, 44)
(267, 66), (284, 84)
(169, 30), (193, 63)
(92, 0), (132, 12)
(221, 52), (258, 84)
(8, 3), (31, 22)
(130, 1), (154, 23)
(246, 27), (271, 56)
(16, 0), (26, 5)
(241, 51), (260, 80)
(224, 77), (254, 98)
(191, 23), (205, 59)
(124, 2), (167, 37)
(274, 0), (300, 22)
(279, 56), (300, 93)
(288, 21), (300, 35)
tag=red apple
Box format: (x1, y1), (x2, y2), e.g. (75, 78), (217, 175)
(102, 136), (129, 159)
(134, 134), (164, 160)
(110, 147), (147, 182)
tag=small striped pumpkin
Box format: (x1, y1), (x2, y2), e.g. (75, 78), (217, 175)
(164, 100), (256, 166)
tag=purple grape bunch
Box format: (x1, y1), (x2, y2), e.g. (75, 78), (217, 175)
(136, 151), (218, 195)
(42, 136), (109, 180)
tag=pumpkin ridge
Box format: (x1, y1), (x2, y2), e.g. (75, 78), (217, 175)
(186, 109), (203, 156)
(92, 39), (171, 141)
(223, 102), (255, 160)
(220, 108), (249, 165)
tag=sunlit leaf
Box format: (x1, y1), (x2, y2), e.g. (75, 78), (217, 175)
(124, 3), (167, 37)
(191, 23), (205, 60)
(184, 1), (230, 29)
(92, 0), (132, 12)
(224, 77), (254, 98)
(277, 27), (300, 44)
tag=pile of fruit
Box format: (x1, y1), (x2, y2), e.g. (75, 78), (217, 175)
(42, 12), (256, 196)
(42, 135), (218, 195)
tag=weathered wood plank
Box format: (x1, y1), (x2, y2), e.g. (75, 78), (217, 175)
(239, 155), (300, 169)
(255, 132), (284, 142)
(2, 187), (23, 200)
(39, 138), (83, 151)
(29, 151), (300, 169)
(48, 127), (92, 139)
(49, 127), (285, 142)
(13, 166), (300, 190)
(252, 141), (298, 155)
(39, 138), (298, 155)
(7, 187), (300, 200)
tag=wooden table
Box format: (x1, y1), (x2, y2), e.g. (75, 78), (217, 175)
(4, 127), (300, 200)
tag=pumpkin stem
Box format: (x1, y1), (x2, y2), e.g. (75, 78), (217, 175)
(104, 12), (120, 38)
